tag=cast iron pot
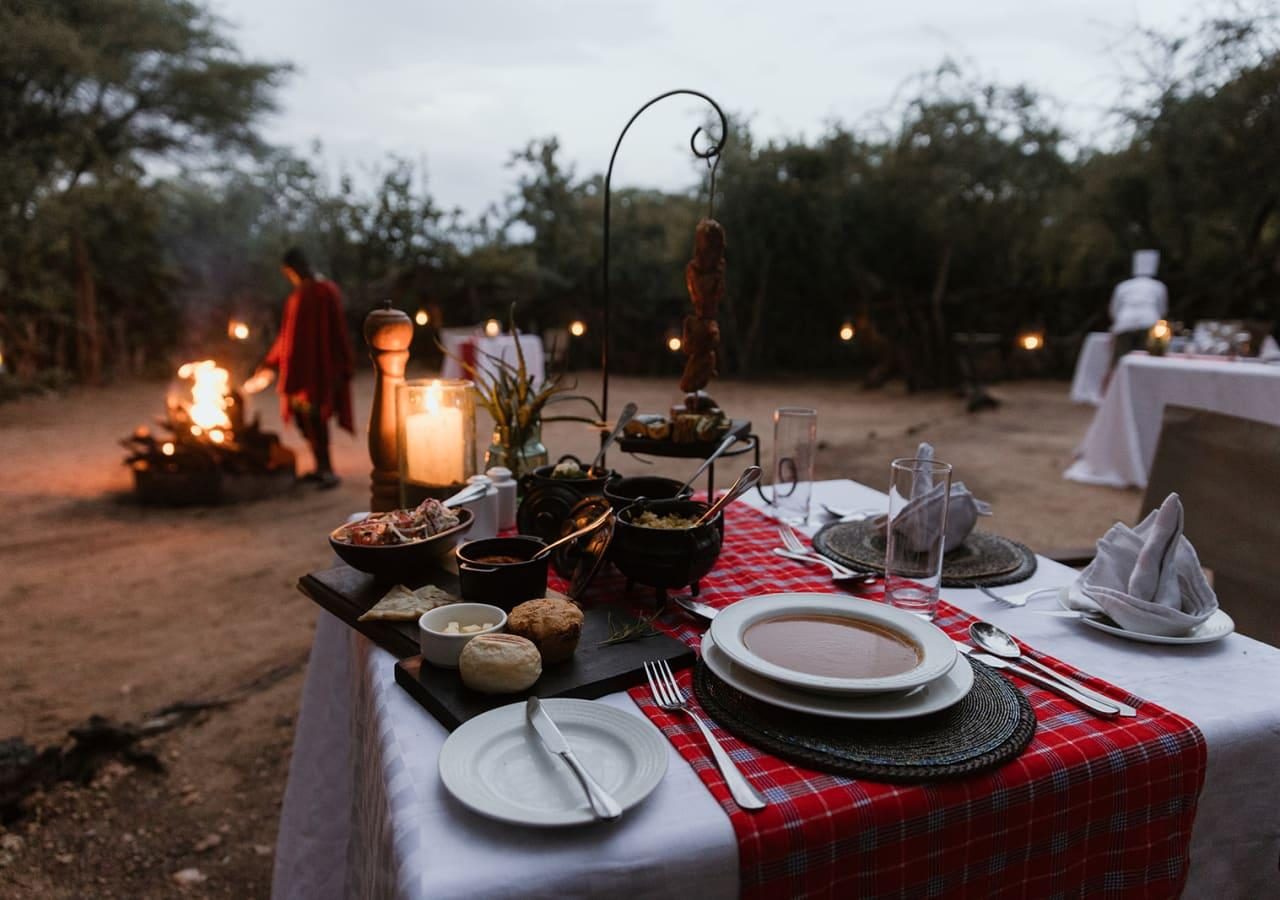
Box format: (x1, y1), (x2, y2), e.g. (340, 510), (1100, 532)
(602, 474), (693, 508)
(455, 535), (548, 610)
(517, 454), (614, 542)
(611, 499), (723, 604)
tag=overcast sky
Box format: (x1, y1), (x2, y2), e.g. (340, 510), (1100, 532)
(212, 0), (1205, 217)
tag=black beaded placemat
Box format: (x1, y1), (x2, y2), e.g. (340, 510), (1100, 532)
(812, 521), (1038, 588)
(693, 657), (1036, 782)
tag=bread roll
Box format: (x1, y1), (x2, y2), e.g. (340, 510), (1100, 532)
(458, 634), (542, 694)
(507, 598), (584, 664)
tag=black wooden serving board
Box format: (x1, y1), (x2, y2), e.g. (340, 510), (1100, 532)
(394, 606), (693, 730)
(296, 562), (694, 730)
(618, 418), (752, 459)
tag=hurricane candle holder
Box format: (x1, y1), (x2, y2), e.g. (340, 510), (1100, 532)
(397, 378), (476, 505)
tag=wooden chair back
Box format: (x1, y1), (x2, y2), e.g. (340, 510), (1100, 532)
(1142, 405), (1280, 647)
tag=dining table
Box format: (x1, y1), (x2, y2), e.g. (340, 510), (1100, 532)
(272, 479), (1280, 899)
(1069, 332), (1113, 405)
(1065, 352), (1280, 488)
(439, 331), (546, 386)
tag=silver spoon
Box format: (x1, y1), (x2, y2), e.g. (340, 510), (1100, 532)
(532, 509), (615, 561)
(590, 402), (639, 470)
(677, 432), (740, 496)
(694, 465), (763, 527)
(968, 622), (1136, 717)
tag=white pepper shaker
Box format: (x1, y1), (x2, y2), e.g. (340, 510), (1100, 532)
(486, 466), (517, 531)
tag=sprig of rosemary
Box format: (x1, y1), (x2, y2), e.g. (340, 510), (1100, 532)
(598, 610), (662, 647)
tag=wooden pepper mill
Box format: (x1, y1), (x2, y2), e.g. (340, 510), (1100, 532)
(364, 301), (413, 512)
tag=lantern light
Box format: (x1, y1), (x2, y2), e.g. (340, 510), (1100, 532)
(483, 319), (501, 338)
(839, 323), (855, 342)
(569, 320), (587, 337)
(161, 442), (175, 456)
(667, 336), (683, 353)
(415, 309), (430, 327)
(228, 320), (250, 340)
(1149, 320), (1172, 341)
(190, 425), (203, 437)
(1019, 332), (1044, 351)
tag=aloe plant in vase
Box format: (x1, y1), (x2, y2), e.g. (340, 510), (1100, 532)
(441, 314), (603, 480)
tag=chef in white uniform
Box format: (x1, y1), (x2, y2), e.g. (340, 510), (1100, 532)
(1109, 250), (1168, 363)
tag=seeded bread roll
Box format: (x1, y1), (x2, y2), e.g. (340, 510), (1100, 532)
(458, 634), (542, 694)
(507, 598), (584, 664)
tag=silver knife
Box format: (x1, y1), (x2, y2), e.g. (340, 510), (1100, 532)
(969, 652), (1122, 716)
(526, 697), (622, 821)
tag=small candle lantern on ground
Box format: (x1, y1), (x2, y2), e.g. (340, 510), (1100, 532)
(397, 378), (476, 505)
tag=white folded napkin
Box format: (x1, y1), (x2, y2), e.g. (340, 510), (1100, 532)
(1069, 493), (1218, 636)
(874, 443), (992, 553)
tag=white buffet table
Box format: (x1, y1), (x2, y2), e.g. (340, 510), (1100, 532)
(1065, 353), (1280, 488)
(439, 332), (546, 387)
(1069, 332), (1113, 405)
(273, 480), (1280, 900)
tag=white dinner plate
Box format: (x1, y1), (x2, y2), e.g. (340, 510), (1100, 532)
(438, 698), (668, 827)
(709, 593), (958, 694)
(701, 631), (974, 720)
(1055, 586), (1236, 645)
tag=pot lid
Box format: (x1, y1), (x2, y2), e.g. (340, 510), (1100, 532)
(553, 495), (615, 600)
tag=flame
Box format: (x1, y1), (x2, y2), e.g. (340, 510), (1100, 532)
(426, 379), (442, 414)
(1150, 319), (1172, 341)
(180, 360), (232, 431)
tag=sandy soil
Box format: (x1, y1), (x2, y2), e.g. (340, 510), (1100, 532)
(0, 369), (1136, 897)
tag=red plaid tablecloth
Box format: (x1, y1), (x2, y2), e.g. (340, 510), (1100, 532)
(556, 503), (1207, 899)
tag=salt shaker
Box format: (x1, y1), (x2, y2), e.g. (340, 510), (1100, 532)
(486, 466), (517, 531)
(461, 474), (498, 540)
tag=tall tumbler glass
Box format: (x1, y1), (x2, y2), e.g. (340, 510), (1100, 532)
(772, 407), (817, 525)
(884, 457), (953, 619)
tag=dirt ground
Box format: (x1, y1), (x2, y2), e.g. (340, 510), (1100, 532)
(0, 369), (1136, 897)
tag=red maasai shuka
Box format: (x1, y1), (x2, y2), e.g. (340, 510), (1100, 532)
(553, 502), (1207, 899)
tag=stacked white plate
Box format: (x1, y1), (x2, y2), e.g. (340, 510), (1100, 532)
(703, 593), (974, 720)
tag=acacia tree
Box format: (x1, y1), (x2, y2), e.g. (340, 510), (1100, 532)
(0, 0), (287, 380)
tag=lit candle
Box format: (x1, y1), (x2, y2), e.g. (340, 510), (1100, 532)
(404, 380), (465, 485)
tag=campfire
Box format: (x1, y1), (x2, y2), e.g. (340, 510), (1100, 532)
(122, 359), (296, 503)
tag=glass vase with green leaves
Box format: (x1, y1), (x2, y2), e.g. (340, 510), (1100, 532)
(441, 313), (602, 480)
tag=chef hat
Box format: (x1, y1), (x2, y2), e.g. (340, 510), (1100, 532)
(1132, 250), (1160, 277)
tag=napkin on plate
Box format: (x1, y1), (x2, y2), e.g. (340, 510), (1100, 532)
(873, 442), (992, 553)
(1069, 493), (1218, 636)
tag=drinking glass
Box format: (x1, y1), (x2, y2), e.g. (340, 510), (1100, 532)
(771, 407), (817, 525)
(884, 457), (953, 620)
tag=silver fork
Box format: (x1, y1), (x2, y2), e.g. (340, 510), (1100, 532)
(775, 525), (875, 583)
(643, 660), (768, 810)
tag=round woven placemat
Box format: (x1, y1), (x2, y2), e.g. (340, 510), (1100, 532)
(812, 521), (1039, 588)
(693, 657), (1036, 782)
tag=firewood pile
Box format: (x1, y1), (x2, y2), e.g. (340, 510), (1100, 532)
(121, 360), (295, 504)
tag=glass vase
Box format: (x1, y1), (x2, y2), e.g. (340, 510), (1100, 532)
(485, 421), (548, 480)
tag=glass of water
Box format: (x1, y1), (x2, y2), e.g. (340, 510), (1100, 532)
(771, 407), (817, 525)
(884, 456), (953, 619)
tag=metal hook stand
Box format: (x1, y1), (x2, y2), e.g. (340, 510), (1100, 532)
(600, 89), (729, 424)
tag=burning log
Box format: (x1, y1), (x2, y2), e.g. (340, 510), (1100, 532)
(122, 359), (296, 504)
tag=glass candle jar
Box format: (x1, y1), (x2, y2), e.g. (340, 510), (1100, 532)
(397, 378), (476, 505)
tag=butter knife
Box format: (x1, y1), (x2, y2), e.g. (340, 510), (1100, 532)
(526, 697), (622, 820)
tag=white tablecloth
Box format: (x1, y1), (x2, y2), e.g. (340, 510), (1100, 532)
(274, 481), (1280, 899)
(1069, 332), (1113, 405)
(439, 333), (546, 387)
(1064, 354), (1280, 488)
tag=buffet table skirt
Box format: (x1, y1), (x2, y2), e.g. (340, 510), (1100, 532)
(1070, 332), (1113, 405)
(1065, 354), (1280, 488)
(274, 481), (1280, 899)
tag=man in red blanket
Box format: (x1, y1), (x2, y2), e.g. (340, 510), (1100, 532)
(244, 247), (354, 489)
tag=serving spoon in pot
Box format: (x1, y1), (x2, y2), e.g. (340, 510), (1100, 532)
(694, 465), (763, 527)
(676, 432), (740, 496)
(532, 508), (615, 561)
(590, 402), (639, 470)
